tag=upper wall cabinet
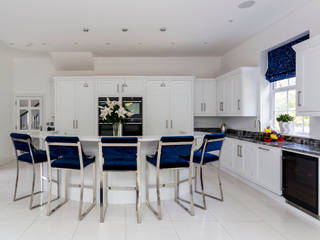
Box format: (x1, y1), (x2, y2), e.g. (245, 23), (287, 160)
(194, 78), (216, 116)
(96, 77), (145, 97)
(216, 67), (258, 117)
(293, 35), (320, 116)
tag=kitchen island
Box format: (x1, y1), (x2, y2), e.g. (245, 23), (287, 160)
(30, 132), (206, 204)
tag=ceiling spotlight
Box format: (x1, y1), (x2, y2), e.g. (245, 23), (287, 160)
(105, 42), (111, 45)
(228, 19), (234, 23)
(9, 42), (14, 46)
(82, 28), (90, 32)
(41, 42), (47, 46)
(25, 43), (33, 47)
(160, 27), (167, 32)
(171, 42), (175, 45)
(203, 42), (208, 45)
(138, 42), (142, 45)
(74, 42), (79, 45)
(122, 28), (128, 32)
(238, 0), (255, 9)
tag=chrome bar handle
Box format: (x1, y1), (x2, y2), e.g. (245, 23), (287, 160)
(221, 102), (224, 111)
(117, 84), (120, 93)
(73, 120), (75, 129)
(204, 103), (206, 112)
(297, 91), (302, 107)
(76, 120), (78, 129)
(171, 120), (173, 129)
(166, 120), (168, 129)
(201, 103), (203, 112)
(258, 147), (270, 151)
(237, 99), (240, 110)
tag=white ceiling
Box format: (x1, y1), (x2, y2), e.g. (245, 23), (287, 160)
(0, 0), (312, 57)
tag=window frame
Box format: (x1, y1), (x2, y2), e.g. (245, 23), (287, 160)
(271, 78), (309, 136)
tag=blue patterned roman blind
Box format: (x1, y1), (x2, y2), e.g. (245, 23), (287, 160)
(265, 34), (309, 82)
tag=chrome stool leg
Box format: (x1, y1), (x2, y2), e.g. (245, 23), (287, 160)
(13, 161), (19, 201)
(29, 164), (36, 209)
(136, 171), (141, 223)
(200, 166), (207, 210)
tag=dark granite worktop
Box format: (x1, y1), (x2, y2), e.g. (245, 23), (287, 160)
(195, 128), (320, 157)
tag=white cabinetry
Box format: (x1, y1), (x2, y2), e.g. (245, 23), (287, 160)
(257, 146), (282, 195)
(145, 77), (194, 135)
(220, 137), (282, 195)
(293, 35), (320, 116)
(216, 67), (258, 116)
(55, 78), (96, 136)
(194, 79), (216, 116)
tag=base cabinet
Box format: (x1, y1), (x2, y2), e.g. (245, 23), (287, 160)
(221, 137), (282, 195)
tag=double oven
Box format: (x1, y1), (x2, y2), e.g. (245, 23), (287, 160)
(98, 97), (143, 136)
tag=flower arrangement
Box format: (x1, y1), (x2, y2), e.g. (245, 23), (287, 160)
(262, 128), (284, 142)
(276, 114), (295, 122)
(99, 98), (134, 136)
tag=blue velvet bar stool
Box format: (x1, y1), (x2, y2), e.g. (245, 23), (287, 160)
(145, 136), (195, 220)
(45, 136), (96, 220)
(184, 133), (226, 210)
(10, 133), (60, 209)
(99, 137), (141, 223)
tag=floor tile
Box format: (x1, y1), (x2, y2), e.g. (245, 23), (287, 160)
(0, 220), (34, 240)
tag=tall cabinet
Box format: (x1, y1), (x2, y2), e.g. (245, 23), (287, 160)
(145, 77), (194, 135)
(55, 77), (96, 136)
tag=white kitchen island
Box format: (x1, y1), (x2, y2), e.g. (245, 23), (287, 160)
(31, 132), (205, 204)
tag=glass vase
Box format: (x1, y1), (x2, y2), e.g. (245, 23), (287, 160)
(113, 122), (121, 136)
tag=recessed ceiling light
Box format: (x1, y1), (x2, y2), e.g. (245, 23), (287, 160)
(138, 42), (143, 45)
(171, 42), (175, 45)
(238, 0), (255, 9)
(160, 27), (167, 32)
(41, 42), (47, 46)
(203, 42), (208, 45)
(74, 42), (79, 45)
(228, 19), (234, 23)
(106, 42), (111, 45)
(9, 42), (14, 46)
(25, 43), (33, 47)
(82, 28), (90, 32)
(122, 28), (128, 32)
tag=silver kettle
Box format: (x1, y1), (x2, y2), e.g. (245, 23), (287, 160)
(221, 123), (227, 133)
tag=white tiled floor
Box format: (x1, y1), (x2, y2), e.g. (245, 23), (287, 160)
(1, 162), (320, 240)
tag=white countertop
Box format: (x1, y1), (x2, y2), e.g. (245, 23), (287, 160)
(28, 131), (206, 143)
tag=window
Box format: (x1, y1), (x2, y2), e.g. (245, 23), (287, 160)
(272, 78), (310, 135)
(15, 96), (43, 132)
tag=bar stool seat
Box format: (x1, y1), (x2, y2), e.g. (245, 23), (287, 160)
(146, 154), (190, 169)
(190, 151), (219, 164)
(51, 155), (95, 169)
(18, 150), (47, 164)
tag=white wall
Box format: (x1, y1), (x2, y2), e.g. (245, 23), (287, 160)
(0, 42), (13, 165)
(220, 0), (320, 136)
(12, 54), (221, 127)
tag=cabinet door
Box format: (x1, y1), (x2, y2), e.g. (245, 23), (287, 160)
(96, 78), (120, 97)
(243, 142), (259, 183)
(232, 141), (244, 176)
(121, 77), (145, 97)
(55, 80), (76, 135)
(220, 138), (234, 171)
(231, 74), (242, 115)
(216, 78), (224, 115)
(145, 80), (171, 135)
(258, 146), (282, 195)
(296, 45), (320, 115)
(75, 80), (96, 136)
(202, 79), (216, 116)
(170, 80), (193, 134)
(194, 80), (203, 116)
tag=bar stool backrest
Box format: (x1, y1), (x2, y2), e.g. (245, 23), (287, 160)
(158, 136), (195, 166)
(201, 133), (226, 153)
(100, 137), (140, 170)
(45, 136), (82, 162)
(10, 133), (34, 156)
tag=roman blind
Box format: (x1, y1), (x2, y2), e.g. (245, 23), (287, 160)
(265, 34), (309, 82)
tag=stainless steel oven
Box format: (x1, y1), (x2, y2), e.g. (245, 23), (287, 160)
(98, 97), (119, 136)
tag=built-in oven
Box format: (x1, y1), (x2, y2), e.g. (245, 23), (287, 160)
(98, 97), (143, 136)
(282, 151), (319, 218)
(122, 97), (143, 136)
